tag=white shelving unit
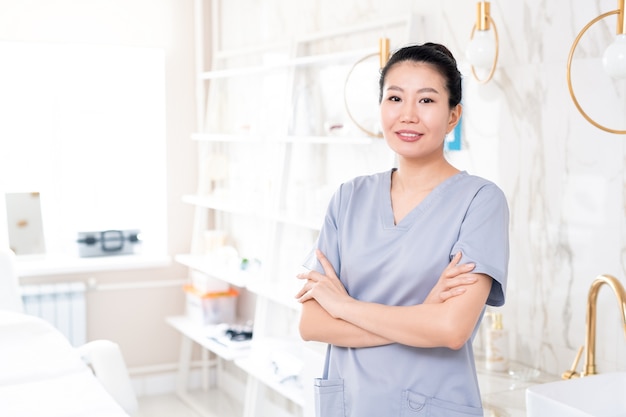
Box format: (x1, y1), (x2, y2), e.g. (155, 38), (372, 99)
(169, 1), (415, 416)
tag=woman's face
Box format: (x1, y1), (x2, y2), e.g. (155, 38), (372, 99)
(380, 61), (461, 162)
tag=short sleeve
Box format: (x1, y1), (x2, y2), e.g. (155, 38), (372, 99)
(302, 183), (344, 276)
(451, 183), (509, 306)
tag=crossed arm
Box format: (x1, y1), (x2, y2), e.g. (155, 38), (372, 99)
(296, 251), (492, 350)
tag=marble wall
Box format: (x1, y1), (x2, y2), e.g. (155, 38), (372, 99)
(445, 0), (626, 377)
(219, 0), (626, 377)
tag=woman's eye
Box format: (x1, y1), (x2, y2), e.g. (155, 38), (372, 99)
(419, 97), (434, 104)
(387, 96), (401, 102)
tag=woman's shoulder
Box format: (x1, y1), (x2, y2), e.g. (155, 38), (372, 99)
(329, 170), (391, 204)
(453, 172), (509, 214)
(456, 171), (505, 194)
(341, 169), (391, 189)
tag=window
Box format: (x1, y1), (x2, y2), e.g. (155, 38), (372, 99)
(0, 42), (167, 257)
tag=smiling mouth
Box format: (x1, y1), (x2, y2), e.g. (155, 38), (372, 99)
(397, 131), (422, 142)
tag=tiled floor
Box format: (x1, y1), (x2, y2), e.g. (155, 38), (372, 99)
(135, 390), (242, 417)
(135, 393), (201, 417)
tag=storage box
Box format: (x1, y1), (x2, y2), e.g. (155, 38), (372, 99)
(184, 284), (238, 326)
(76, 229), (141, 257)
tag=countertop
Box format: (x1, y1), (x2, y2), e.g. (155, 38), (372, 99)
(477, 360), (559, 416)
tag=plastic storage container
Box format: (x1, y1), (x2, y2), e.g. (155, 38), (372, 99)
(184, 284), (238, 325)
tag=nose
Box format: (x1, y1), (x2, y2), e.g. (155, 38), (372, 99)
(400, 101), (418, 123)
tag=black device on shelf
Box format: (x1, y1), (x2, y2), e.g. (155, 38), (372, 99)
(76, 229), (141, 257)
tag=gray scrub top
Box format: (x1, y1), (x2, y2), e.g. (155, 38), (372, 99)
(304, 169), (509, 417)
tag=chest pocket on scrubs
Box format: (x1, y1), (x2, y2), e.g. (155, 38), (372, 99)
(314, 378), (346, 417)
(400, 390), (483, 417)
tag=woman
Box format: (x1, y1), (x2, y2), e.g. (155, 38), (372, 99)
(296, 43), (509, 417)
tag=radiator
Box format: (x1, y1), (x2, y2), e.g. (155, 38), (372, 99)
(20, 282), (87, 346)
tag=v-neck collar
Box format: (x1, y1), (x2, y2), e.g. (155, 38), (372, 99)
(380, 168), (467, 230)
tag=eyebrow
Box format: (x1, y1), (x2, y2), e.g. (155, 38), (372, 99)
(385, 85), (441, 94)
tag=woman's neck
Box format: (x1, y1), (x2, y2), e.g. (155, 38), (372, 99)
(393, 159), (460, 192)
(389, 161), (460, 224)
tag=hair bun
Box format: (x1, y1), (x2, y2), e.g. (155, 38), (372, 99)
(423, 42), (456, 64)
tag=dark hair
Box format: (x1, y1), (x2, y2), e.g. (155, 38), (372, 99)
(378, 42), (462, 108)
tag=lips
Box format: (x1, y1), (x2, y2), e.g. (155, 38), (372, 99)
(396, 130), (422, 142)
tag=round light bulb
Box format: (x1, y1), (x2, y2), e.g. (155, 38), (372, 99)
(466, 30), (495, 69)
(603, 34), (626, 79)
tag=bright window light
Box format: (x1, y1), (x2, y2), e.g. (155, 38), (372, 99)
(0, 42), (167, 257)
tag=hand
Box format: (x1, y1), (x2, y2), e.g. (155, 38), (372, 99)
(295, 249), (351, 318)
(423, 252), (477, 304)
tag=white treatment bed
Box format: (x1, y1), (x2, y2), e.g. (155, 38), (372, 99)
(0, 311), (136, 417)
(0, 249), (137, 417)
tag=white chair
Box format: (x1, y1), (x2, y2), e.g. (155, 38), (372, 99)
(78, 340), (139, 415)
(0, 248), (23, 313)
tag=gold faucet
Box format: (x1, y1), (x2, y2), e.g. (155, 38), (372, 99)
(563, 274), (626, 379)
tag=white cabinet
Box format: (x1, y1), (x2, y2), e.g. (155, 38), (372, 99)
(172, 1), (414, 416)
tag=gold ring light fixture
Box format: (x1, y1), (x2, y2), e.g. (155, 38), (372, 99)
(567, 0), (626, 134)
(378, 37), (390, 69)
(466, 1), (500, 84)
(343, 38), (389, 138)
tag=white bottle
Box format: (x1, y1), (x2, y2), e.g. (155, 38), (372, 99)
(485, 312), (509, 372)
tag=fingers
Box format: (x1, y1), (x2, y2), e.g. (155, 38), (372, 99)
(439, 264), (479, 301)
(456, 263), (476, 275)
(295, 250), (340, 304)
(439, 286), (467, 301)
(315, 249), (338, 279)
(295, 278), (314, 301)
(448, 251), (462, 267)
(295, 284), (308, 299)
(438, 252), (479, 301)
(296, 250), (336, 282)
(296, 289), (313, 303)
(443, 274), (478, 290)
(444, 252), (475, 279)
(296, 250), (338, 285)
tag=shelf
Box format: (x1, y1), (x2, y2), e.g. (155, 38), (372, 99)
(284, 135), (380, 144)
(167, 315), (316, 408)
(183, 194), (323, 230)
(182, 194), (270, 218)
(166, 315), (251, 361)
(191, 133), (264, 143)
(201, 48), (375, 80)
(234, 337), (310, 407)
(207, 15), (410, 71)
(15, 253), (172, 277)
(176, 253), (303, 312)
(245, 280), (302, 311)
(192, 132), (379, 145)
(214, 41), (291, 60)
(235, 357), (304, 407)
(175, 254), (256, 288)
(274, 211), (323, 231)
